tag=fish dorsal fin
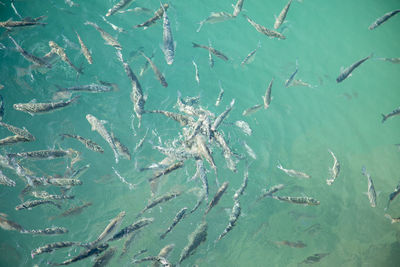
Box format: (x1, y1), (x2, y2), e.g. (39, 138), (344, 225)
(29, 99), (37, 103)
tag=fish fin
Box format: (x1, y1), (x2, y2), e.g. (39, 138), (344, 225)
(276, 161), (283, 169)
(381, 114), (387, 123)
(196, 21), (205, 32)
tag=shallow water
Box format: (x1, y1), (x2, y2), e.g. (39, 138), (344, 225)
(1, 0), (400, 266)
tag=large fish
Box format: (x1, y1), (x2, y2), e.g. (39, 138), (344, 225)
(13, 96), (80, 115)
(368, 9), (400, 30)
(232, 0), (245, 17)
(60, 133), (104, 153)
(140, 52), (168, 87)
(216, 200), (241, 242)
(326, 149), (340, 185)
(205, 181), (229, 215)
(31, 191), (74, 200)
(75, 31), (92, 64)
(235, 120), (252, 136)
(274, 0), (293, 29)
(192, 42), (229, 61)
(138, 191), (181, 217)
(8, 35), (51, 68)
(111, 134), (131, 160)
(160, 207), (187, 239)
(381, 106), (400, 123)
(336, 54), (372, 83)
(0, 135), (30, 146)
(49, 41), (82, 74)
(15, 199), (62, 210)
(243, 15), (286, 39)
(8, 148), (78, 160)
(52, 243), (109, 266)
(109, 217), (154, 241)
(134, 4), (169, 29)
(85, 21), (122, 50)
(179, 221), (208, 263)
(361, 166), (377, 207)
(242, 104), (262, 116)
(161, 3), (175, 65)
(211, 99), (235, 131)
(0, 121), (35, 140)
(106, 0), (134, 16)
(0, 16), (47, 28)
(22, 226), (68, 235)
(0, 215), (24, 232)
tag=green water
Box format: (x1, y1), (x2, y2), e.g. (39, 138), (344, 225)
(1, 0), (400, 266)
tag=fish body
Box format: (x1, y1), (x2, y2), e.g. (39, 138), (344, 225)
(326, 149), (340, 185)
(274, 0), (292, 29)
(205, 182), (229, 215)
(369, 9), (400, 30)
(13, 96), (79, 115)
(1, 17), (46, 28)
(263, 78), (274, 108)
(258, 184), (285, 201)
(51, 202), (92, 220)
(0, 135), (30, 146)
(217, 200), (241, 241)
(195, 135), (217, 174)
(192, 42), (229, 61)
(215, 87), (224, 106)
(243, 141), (256, 159)
(241, 41), (261, 66)
(75, 31), (92, 64)
(8, 148), (77, 160)
(0, 216), (24, 231)
(93, 247), (116, 267)
(273, 195), (320, 206)
(274, 240), (306, 248)
(0, 170), (16, 186)
(111, 134), (131, 160)
(193, 158), (209, 201)
(0, 95), (4, 120)
(382, 106), (400, 123)
(152, 244), (175, 267)
(212, 99), (235, 131)
(242, 104), (262, 116)
(197, 12), (234, 32)
(233, 167), (249, 201)
(110, 217), (154, 241)
(8, 35), (51, 68)
(15, 199), (62, 210)
(277, 162), (311, 178)
(22, 227), (68, 235)
(300, 253), (329, 264)
(140, 52), (168, 87)
(192, 60), (200, 84)
(147, 110), (193, 126)
(244, 15), (286, 39)
(135, 4), (169, 29)
(285, 60), (298, 87)
(361, 166), (377, 207)
(31, 242), (82, 258)
(47, 178), (82, 186)
(232, 0), (245, 17)
(49, 41), (82, 74)
(85, 21), (122, 50)
(149, 161), (184, 182)
(106, 0), (133, 16)
(61, 133), (104, 153)
(0, 121), (35, 140)
(134, 256), (172, 267)
(179, 221), (207, 263)
(31, 191), (74, 200)
(213, 131), (237, 173)
(161, 3), (175, 65)
(377, 57), (400, 63)
(139, 191), (181, 216)
(336, 54), (371, 83)
(52, 243), (109, 266)
(386, 182), (400, 210)
(160, 207), (187, 239)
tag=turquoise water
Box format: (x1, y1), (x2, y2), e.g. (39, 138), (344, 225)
(1, 0), (400, 266)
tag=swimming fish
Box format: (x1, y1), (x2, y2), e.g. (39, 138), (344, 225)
(232, 0), (245, 17)
(196, 12), (234, 32)
(106, 0), (134, 16)
(31, 242), (83, 258)
(60, 133), (104, 153)
(140, 51), (168, 87)
(13, 96), (80, 115)
(0, 121), (35, 140)
(242, 104), (262, 116)
(336, 54), (372, 83)
(285, 59), (298, 87)
(0, 215), (24, 232)
(111, 134), (131, 160)
(152, 244), (175, 267)
(326, 149), (340, 185)
(241, 41), (261, 66)
(381, 106), (400, 123)
(161, 2), (175, 65)
(216, 200), (241, 242)
(377, 57), (400, 64)
(8, 148), (78, 160)
(192, 42), (229, 61)
(215, 85), (224, 106)
(235, 120), (252, 136)
(1, 16), (47, 28)
(257, 184), (285, 201)
(49, 41), (82, 74)
(385, 181), (400, 211)
(31, 191), (74, 200)
(0, 135), (30, 146)
(148, 161), (184, 183)
(85, 21), (122, 50)
(233, 166), (249, 201)
(384, 214), (400, 224)
(52, 243), (109, 266)
(274, 240), (306, 248)
(75, 31), (92, 64)
(211, 99), (235, 131)
(272, 195), (320, 206)
(49, 202), (92, 221)
(133, 256), (172, 267)
(109, 217), (154, 241)
(274, 0), (292, 30)
(160, 207), (187, 239)
(135, 4), (169, 29)
(93, 246), (116, 267)
(46, 178), (82, 187)
(277, 162), (311, 179)
(8, 35), (51, 68)
(299, 253), (329, 265)
(22, 227), (68, 235)
(192, 60), (200, 84)
(368, 9), (400, 30)
(262, 78), (273, 109)
(0, 170), (16, 187)
(243, 15), (286, 39)
(15, 199), (62, 210)
(361, 166), (377, 208)
(179, 221), (207, 264)
(205, 181), (229, 215)
(138, 191), (181, 217)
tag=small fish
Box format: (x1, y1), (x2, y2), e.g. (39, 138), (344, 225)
(109, 217), (154, 241)
(243, 141), (256, 159)
(385, 181), (400, 210)
(274, 240), (306, 248)
(300, 253), (329, 265)
(381, 106), (400, 123)
(336, 54), (372, 83)
(232, 0), (245, 17)
(272, 195), (320, 206)
(8, 35), (51, 68)
(192, 60), (200, 84)
(0, 121), (35, 140)
(31, 242), (83, 258)
(287, 79), (314, 88)
(93, 247), (116, 267)
(152, 244), (175, 267)
(146, 110), (193, 126)
(190, 192), (205, 214)
(197, 12), (234, 32)
(285, 59), (299, 87)
(243, 15), (286, 39)
(15, 199), (62, 210)
(0, 135), (30, 146)
(0, 215), (24, 232)
(234, 120), (252, 136)
(148, 161), (184, 182)
(13, 96), (80, 115)
(233, 165), (249, 201)
(192, 42), (229, 61)
(133, 256), (172, 267)
(215, 85), (224, 106)
(160, 2), (175, 65)
(241, 41), (261, 66)
(211, 99), (235, 131)
(106, 0), (134, 16)
(160, 207), (187, 239)
(192, 158), (209, 201)
(134, 129), (148, 152)
(138, 191), (181, 217)
(135, 4), (169, 29)
(368, 9), (400, 30)
(377, 57), (400, 64)
(277, 162), (311, 178)
(195, 135), (217, 175)
(179, 221), (207, 263)
(257, 184), (285, 201)
(52, 243), (109, 266)
(0, 95), (4, 119)
(119, 232), (137, 258)
(8, 148), (78, 161)
(49, 41), (82, 74)
(140, 52), (168, 87)
(49, 202), (92, 220)
(274, 0), (293, 29)
(31, 191), (74, 200)
(0, 16), (47, 28)
(75, 31), (92, 64)
(263, 78), (274, 109)
(0, 170), (16, 186)
(46, 178), (82, 187)
(384, 214), (400, 224)
(101, 15), (125, 33)
(205, 181), (229, 215)
(326, 149), (340, 185)
(85, 21), (122, 50)
(242, 104), (262, 116)
(118, 7), (152, 14)
(111, 134), (131, 160)
(60, 133), (104, 153)
(361, 166), (377, 208)
(216, 200), (241, 242)
(22, 226), (68, 235)
(208, 39), (215, 68)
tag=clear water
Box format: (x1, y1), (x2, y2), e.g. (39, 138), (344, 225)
(1, 0), (400, 266)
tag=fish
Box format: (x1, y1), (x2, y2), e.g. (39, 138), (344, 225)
(0, 170), (16, 186)
(86, 114), (119, 163)
(93, 247), (116, 267)
(243, 141), (256, 159)
(262, 78), (274, 109)
(119, 232), (137, 258)
(242, 104), (262, 116)
(49, 41), (82, 74)
(215, 85), (224, 106)
(46, 178), (82, 187)
(139, 51), (154, 76)
(384, 214), (400, 224)
(300, 253), (329, 265)
(381, 106), (400, 123)
(243, 15), (286, 39)
(213, 131), (237, 173)
(0, 135), (30, 146)
(192, 158), (209, 201)
(368, 9), (400, 30)
(273, 195), (320, 206)
(205, 181), (229, 215)
(118, 7), (152, 14)
(0, 16), (47, 28)
(274, 0), (293, 29)
(192, 42), (229, 61)
(193, 60), (200, 84)
(361, 166), (377, 208)
(22, 226), (68, 235)
(134, 4), (169, 29)
(234, 120), (252, 136)
(147, 110), (193, 126)
(101, 15), (126, 33)
(133, 256), (172, 267)
(148, 161), (184, 182)
(336, 54), (372, 83)
(31, 242), (83, 258)
(190, 192), (205, 214)
(208, 39), (215, 68)
(85, 21), (122, 50)
(211, 99), (235, 131)
(0, 215), (24, 232)
(8, 148), (78, 160)
(15, 199), (62, 210)
(138, 191), (181, 217)
(160, 207), (187, 239)
(109, 217), (154, 241)
(285, 59), (299, 87)
(60, 133), (104, 153)
(13, 96), (80, 115)
(274, 240), (306, 248)
(0, 121), (35, 140)
(195, 135), (217, 174)
(134, 129), (148, 152)
(377, 57), (400, 64)
(161, 2), (175, 65)
(0, 95), (4, 120)
(241, 41), (261, 66)
(326, 149), (340, 185)
(106, 0), (134, 16)
(51, 243), (109, 266)
(233, 166), (249, 201)
(257, 184), (285, 201)
(8, 35), (51, 68)
(111, 134), (131, 160)
(179, 221), (208, 263)
(49, 202), (92, 221)
(216, 200), (241, 242)
(140, 51), (168, 87)
(287, 79), (314, 88)
(232, 0), (245, 17)
(85, 211), (126, 249)
(385, 181), (400, 210)
(152, 244), (175, 267)
(31, 191), (74, 200)
(277, 162), (311, 178)
(196, 12), (234, 32)
(75, 31), (93, 64)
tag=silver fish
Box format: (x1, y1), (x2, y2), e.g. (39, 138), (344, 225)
(22, 226), (68, 235)
(277, 162), (311, 179)
(215, 85), (224, 106)
(52, 243), (109, 266)
(326, 149), (340, 185)
(109, 217), (154, 241)
(8, 35), (51, 68)
(8, 148), (78, 160)
(243, 141), (256, 159)
(1, 16), (47, 28)
(49, 202), (92, 221)
(232, 0), (245, 17)
(31, 191), (74, 200)
(119, 232), (137, 258)
(192, 42), (229, 61)
(148, 161), (184, 183)
(46, 178), (82, 187)
(0, 215), (24, 232)
(111, 134), (131, 160)
(101, 15), (126, 33)
(274, 0), (293, 29)
(0, 121), (35, 140)
(262, 78), (274, 109)
(205, 181), (229, 215)
(146, 110), (193, 126)
(233, 166), (249, 201)
(135, 4), (169, 29)
(208, 39), (215, 68)
(161, 2), (175, 65)
(0, 170), (16, 187)
(85, 21), (122, 50)
(93, 247), (116, 267)
(212, 99), (235, 131)
(285, 59), (298, 87)
(300, 253), (329, 265)
(49, 41), (82, 74)
(216, 200), (241, 242)
(15, 199), (62, 210)
(192, 158), (209, 201)
(336, 54), (372, 83)
(192, 60), (200, 84)
(140, 51), (168, 87)
(106, 0), (134, 16)
(385, 181), (400, 211)
(213, 131), (237, 173)
(0, 135), (30, 146)
(152, 244), (175, 267)
(243, 15), (286, 39)
(179, 221), (207, 264)
(272, 195), (320, 206)
(361, 166), (377, 207)
(382, 106), (400, 123)
(160, 207), (187, 239)
(257, 184), (285, 201)
(75, 31), (92, 64)
(13, 96), (80, 115)
(138, 191), (181, 217)
(134, 256), (172, 267)
(31, 241), (82, 258)
(234, 120), (252, 136)
(60, 133), (104, 153)
(195, 135), (217, 174)
(242, 104), (262, 116)
(241, 41), (261, 66)
(197, 12), (234, 32)
(369, 9), (400, 30)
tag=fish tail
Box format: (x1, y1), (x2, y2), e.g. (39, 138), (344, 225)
(384, 214), (394, 223)
(276, 161), (283, 169)
(192, 42), (200, 48)
(70, 95), (81, 104)
(381, 114), (387, 123)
